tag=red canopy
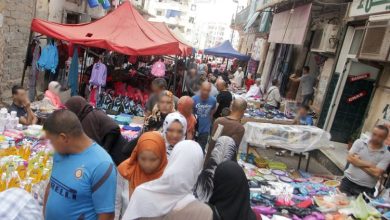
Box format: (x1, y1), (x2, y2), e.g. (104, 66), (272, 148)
(31, 2), (180, 55)
(150, 22), (192, 56)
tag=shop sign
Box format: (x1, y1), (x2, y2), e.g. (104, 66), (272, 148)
(349, 0), (390, 17)
(347, 90), (368, 103)
(348, 72), (371, 82)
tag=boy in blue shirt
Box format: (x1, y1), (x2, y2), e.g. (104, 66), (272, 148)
(43, 110), (116, 220)
(193, 81), (217, 150)
(294, 105), (313, 126)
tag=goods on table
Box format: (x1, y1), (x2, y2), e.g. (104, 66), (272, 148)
(239, 152), (388, 219)
(241, 122), (331, 153)
(0, 108), (20, 132)
(0, 135), (52, 193)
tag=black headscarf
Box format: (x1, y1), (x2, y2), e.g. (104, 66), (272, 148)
(209, 161), (257, 220)
(65, 96), (119, 146)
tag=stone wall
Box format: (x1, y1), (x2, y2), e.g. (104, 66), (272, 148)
(0, 0), (106, 105)
(0, 0), (35, 104)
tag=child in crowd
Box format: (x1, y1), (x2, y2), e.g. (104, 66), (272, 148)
(294, 105), (313, 126)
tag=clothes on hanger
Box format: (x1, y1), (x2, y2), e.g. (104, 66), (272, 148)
(90, 62), (107, 87)
(37, 40), (58, 73)
(68, 46), (79, 96)
(151, 59), (166, 77)
(28, 39), (41, 101)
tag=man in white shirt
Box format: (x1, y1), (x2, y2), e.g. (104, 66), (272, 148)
(233, 67), (244, 88)
(265, 79), (281, 109)
(246, 78), (265, 98)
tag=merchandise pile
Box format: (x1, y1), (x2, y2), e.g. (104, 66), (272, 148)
(245, 108), (295, 121)
(239, 153), (388, 220)
(0, 108), (21, 132)
(97, 90), (145, 117)
(0, 126), (52, 194)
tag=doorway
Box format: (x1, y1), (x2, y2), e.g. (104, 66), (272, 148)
(330, 61), (380, 143)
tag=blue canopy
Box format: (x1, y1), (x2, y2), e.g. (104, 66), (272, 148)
(204, 40), (251, 61)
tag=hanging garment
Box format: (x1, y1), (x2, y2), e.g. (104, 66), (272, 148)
(151, 60), (166, 77)
(90, 62), (107, 87)
(89, 87), (98, 107)
(28, 40), (41, 101)
(88, 0), (99, 8)
(57, 68), (67, 89)
(99, 0), (111, 9)
(37, 41), (58, 73)
(68, 45), (79, 96)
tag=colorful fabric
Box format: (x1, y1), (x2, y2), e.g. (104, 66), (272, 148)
(151, 60), (166, 77)
(194, 136), (237, 202)
(117, 132), (167, 190)
(37, 41), (58, 73)
(122, 140), (204, 219)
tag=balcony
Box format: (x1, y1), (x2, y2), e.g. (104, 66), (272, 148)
(231, 6), (250, 31)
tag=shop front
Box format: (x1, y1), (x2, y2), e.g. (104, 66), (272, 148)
(320, 0), (390, 143)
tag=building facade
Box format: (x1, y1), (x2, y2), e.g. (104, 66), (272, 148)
(144, 0), (196, 45)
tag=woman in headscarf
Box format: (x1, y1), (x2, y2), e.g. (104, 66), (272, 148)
(162, 112), (187, 157)
(177, 96), (196, 140)
(43, 81), (62, 109)
(194, 136), (237, 202)
(209, 161), (257, 220)
(65, 96), (130, 165)
(115, 132), (168, 220)
(144, 90), (175, 132)
(122, 140), (212, 220)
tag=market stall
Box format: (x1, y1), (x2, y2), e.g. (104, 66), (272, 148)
(240, 155), (387, 220)
(204, 40), (251, 61)
(31, 2), (181, 56)
(28, 1), (192, 117)
(241, 122), (332, 170)
(0, 107), (51, 196)
(233, 90), (297, 125)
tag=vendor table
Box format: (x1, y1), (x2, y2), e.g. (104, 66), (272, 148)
(240, 122), (331, 171)
(241, 117), (294, 125)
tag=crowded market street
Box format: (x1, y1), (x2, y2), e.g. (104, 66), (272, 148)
(0, 0), (390, 219)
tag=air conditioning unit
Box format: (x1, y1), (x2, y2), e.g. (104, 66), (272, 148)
(358, 15), (390, 62)
(311, 24), (339, 54)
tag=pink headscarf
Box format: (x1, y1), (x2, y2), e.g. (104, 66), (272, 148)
(45, 81), (62, 108)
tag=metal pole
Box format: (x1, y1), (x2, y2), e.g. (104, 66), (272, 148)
(173, 56), (178, 96)
(78, 48), (88, 96)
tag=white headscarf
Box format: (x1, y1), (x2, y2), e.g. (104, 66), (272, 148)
(162, 112), (187, 156)
(122, 140), (204, 220)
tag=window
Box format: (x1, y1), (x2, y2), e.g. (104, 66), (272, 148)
(156, 10), (163, 16)
(359, 18), (390, 61)
(348, 29), (364, 55)
(189, 17), (194, 24)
